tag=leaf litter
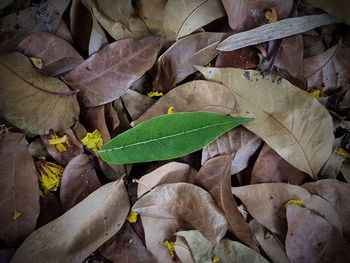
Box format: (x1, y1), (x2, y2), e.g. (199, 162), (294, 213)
(0, 1), (350, 262)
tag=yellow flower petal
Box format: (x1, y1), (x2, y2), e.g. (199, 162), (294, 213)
(265, 9), (277, 23)
(48, 133), (69, 153)
(337, 148), (350, 158)
(213, 255), (220, 262)
(36, 161), (64, 195)
(205, 62), (214, 67)
(30, 57), (43, 69)
(167, 106), (175, 114)
(81, 130), (103, 152)
(147, 91), (163, 98)
(283, 199), (304, 208)
(127, 212), (138, 223)
(164, 240), (176, 258)
(309, 88), (326, 99)
(13, 210), (22, 220)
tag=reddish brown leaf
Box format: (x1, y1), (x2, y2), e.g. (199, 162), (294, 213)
(215, 47), (259, 69)
(64, 36), (161, 107)
(17, 32), (83, 76)
(0, 132), (40, 246)
(121, 90), (155, 121)
(60, 154), (101, 211)
(195, 155), (258, 251)
(36, 193), (64, 228)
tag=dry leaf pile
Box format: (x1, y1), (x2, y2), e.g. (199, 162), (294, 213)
(1, 0), (350, 262)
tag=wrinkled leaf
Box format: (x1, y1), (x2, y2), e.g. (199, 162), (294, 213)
(195, 155), (258, 250)
(64, 36), (160, 107)
(0, 132), (39, 246)
(17, 32), (84, 76)
(197, 66), (333, 178)
(100, 112), (251, 164)
(11, 179), (129, 263)
(133, 182), (228, 243)
(0, 52), (80, 135)
(286, 205), (350, 263)
(202, 127), (262, 175)
(305, 0), (350, 25)
(215, 47), (259, 69)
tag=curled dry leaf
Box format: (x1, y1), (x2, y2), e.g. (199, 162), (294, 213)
(195, 155), (258, 250)
(11, 179), (129, 263)
(197, 66), (333, 178)
(0, 52), (80, 135)
(17, 32), (84, 76)
(64, 36), (160, 107)
(250, 143), (307, 185)
(132, 80), (237, 126)
(303, 42), (350, 93)
(0, 0), (70, 52)
(89, 14), (108, 55)
(163, 0), (226, 40)
(302, 179), (350, 241)
(202, 127), (262, 175)
(215, 47), (259, 69)
(0, 132), (40, 246)
(132, 182), (228, 243)
(232, 183), (342, 236)
(174, 235), (195, 263)
(60, 154), (101, 211)
(286, 205), (350, 263)
(152, 32), (227, 91)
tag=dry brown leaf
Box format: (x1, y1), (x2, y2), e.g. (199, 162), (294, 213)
(36, 193), (64, 228)
(215, 47), (259, 69)
(11, 179), (129, 263)
(64, 36), (160, 107)
(121, 89), (156, 121)
(286, 205), (350, 263)
(250, 143), (307, 185)
(88, 14), (109, 55)
(0, 52), (80, 135)
(17, 32), (84, 77)
(232, 183), (342, 236)
(197, 66), (333, 178)
(202, 127), (262, 175)
(163, 0), (226, 40)
(152, 32), (227, 91)
(132, 80), (237, 126)
(133, 183), (228, 243)
(195, 155), (258, 251)
(0, 132), (40, 246)
(55, 20), (74, 44)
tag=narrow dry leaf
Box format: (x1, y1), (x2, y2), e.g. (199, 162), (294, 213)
(60, 154), (101, 211)
(195, 155), (258, 250)
(0, 52), (80, 135)
(17, 32), (84, 76)
(202, 127), (262, 175)
(121, 89), (156, 121)
(152, 32), (227, 91)
(133, 183), (228, 243)
(163, 0), (226, 40)
(11, 179), (129, 263)
(197, 66), (333, 178)
(0, 132), (39, 246)
(88, 14), (108, 55)
(215, 47), (259, 69)
(286, 205), (350, 263)
(250, 144), (307, 185)
(64, 36), (160, 107)
(132, 80), (237, 126)
(174, 235), (195, 263)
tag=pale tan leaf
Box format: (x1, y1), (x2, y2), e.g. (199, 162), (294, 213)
(174, 236), (195, 263)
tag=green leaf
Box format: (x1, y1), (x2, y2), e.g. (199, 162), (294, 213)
(99, 111), (251, 164)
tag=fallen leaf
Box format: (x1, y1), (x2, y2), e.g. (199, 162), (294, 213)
(60, 154), (101, 211)
(17, 32), (84, 76)
(0, 132), (40, 246)
(163, 0), (226, 40)
(0, 52), (80, 135)
(55, 20), (74, 44)
(250, 143), (307, 185)
(88, 13), (108, 55)
(152, 32), (227, 91)
(197, 66), (333, 178)
(195, 155), (258, 250)
(215, 47), (259, 69)
(132, 182), (228, 243)
(174, 235), (195, 263)
(121, 89), (156, 121)
(286, 205), (350, 263)
(11, 179), (129, 263)
(202, 127), (262, 175)
(27, 138), (49, 158)
(36, 193), (64, 228)
(64, 36), (160, 107)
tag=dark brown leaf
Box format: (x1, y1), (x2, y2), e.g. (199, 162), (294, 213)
(36, 193), (64, 228)
(121, 90), (155, 121)
(215, 47), (259, 68)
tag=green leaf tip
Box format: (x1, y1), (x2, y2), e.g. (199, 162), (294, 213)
(99, 111), (252, 164)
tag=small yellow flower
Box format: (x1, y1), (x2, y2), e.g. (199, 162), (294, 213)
(265, 9), (277, 23)
(167, 106), (175, 114)
(36, 160), (64, 195)
(13, 210), (22, 220)
(337, 148), (350, 158)
(127, 212), (138, 223)
(48, 133), (70, 153)
(147, 91), (163, 98)
(283, 199), (304, 208)
(164, 240), (176, 258)
(205, 62), (214, 67)
(81, 130), (103, 152)
(309, 88), (327, 99)
(213, 255), (220, 262)
(30, 57), (43, 69)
